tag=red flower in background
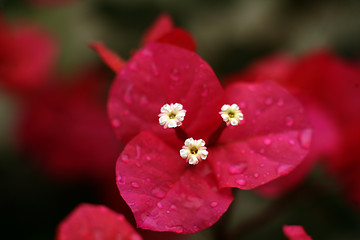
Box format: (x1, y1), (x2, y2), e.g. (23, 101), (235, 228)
(228, 50), (360, 200)
(110, 42), (311, 233)
(57, 203), (142, 240)
(283, 225), (312, 240)
(18, 67), (122, 183)
(91, 14), (196, 74)
(0, 17), (57, 93)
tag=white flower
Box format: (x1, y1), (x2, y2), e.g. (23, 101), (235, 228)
(219, 104), (244, 126)
(158, 103), (186, 128)
(180, 138), (208, 165)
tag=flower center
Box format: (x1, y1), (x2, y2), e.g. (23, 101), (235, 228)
(219, 104), (244, 126)
(190, 147), (198, 155)
(158, 103), (187, 128)
(169, 113), (176, 119)
(180, 138), (208, 165)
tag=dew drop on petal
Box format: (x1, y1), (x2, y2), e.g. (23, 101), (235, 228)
(145, 155), (151, 161)
(193, 226), (200, 232)
(277, 164), (295, 175)
(260, 163), (265, 167)
(239, 101), (246, 108)
(210, 201), (218, 208)
(285, 116), (294, 127)
(277, 98), (284, 106)
(112, 118), (121, 127)
(130, 234), (142, 240)
(151, 64), (159, 76)
(129, 61), (138, 71)
(124, 85), (133, 104)
(166, 210), (170, 214)
(131, 182), (140, 188)
(265, 97), (273, 105)
(264, 138), (272, 145)
(288, 139), (295, 145)
(117, 176), (126, 185)
(201, 84), (209, 97)
(299, 129), (312, 149)
(229, 162), (248, 174)
(236, 179), (247, 186)
(121, 153), (130, 163)
(140, 95), (148, 105)
(169, 226), (183, 233)
(157, 202), (163, 209)
(254, 173), (259, 178)
(170, 204), (177, 211)
(135, 162), (142, 168)
(152, 187), (166, 199)
(146, 178), (151, 183)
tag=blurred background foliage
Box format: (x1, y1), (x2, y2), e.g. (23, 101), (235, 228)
(1, 0), (360, 239)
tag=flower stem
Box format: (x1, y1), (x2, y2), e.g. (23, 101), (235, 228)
(208, 122), (227, 147)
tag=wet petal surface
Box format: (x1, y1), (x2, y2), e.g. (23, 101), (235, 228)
(116, 131), (233, 234)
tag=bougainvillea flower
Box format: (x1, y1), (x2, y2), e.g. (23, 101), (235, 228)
(111, 42), (311, 233)
(57, 203), (142, 240)
(0, 18), (57, 93)
(91, 14), (196, 74)
(283, 225), (312, 240)
(19, 67), (122, 182)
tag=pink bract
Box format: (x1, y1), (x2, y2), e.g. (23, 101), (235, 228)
(57, 203), (142, 240)
(112, 42), (311, 233)
(283, 225), (312, 240)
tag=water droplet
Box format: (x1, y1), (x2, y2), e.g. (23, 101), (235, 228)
(112, 118), (120, 127)
(170, 68), (180, 81)
(146, 178), (151, 183)
(247, 85), (255, 91)
(157, 202), (163, 209)
(264, 138), (272, 145)
(193, 226), (200, 232)
(152, 187), (166, 198)
(170, 204), (177, 211)
(121, 153), (130, 163)
(229, 162), (248, 174)
(135, 144), (141, 160)
(135, 162), (142, 168)
(236, 179), (247, 186)
(124, 85), (133, 104)
(277, 98), (284, 106)
(265, 97), (273, 105)
(201, 84), (209, 96)
(145, 155), (151, 161)
(166, 210), (170, 214)
(288, 139), (295, 145)
(260, 163), (265, 168)
(141, 49), (153, 57)
(169, 226), (183, 233)
(129, 62), (138, 71)
(140, 95), (148, 105)
(285, 116), (294, 127)
(299, 129), (312, 149)
(131, 182), (140, 188)
(151, 64), (159, 76)
(239, 101), (246, 108)
(259, 148), (265, 154)
(210, 201), (218, 207)
(117, 176), (126, 185)
(277, 164), (294, 175)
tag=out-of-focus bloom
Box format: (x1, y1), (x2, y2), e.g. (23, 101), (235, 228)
(111, 42), (311, 233)
(57, 203), (142, 240)
(0, 18), (57, 93)
(91, 14), (196, 74)
(226, 51), (359, 197)
(18, 67), (122, 183)
(283, 225), (312, 240)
